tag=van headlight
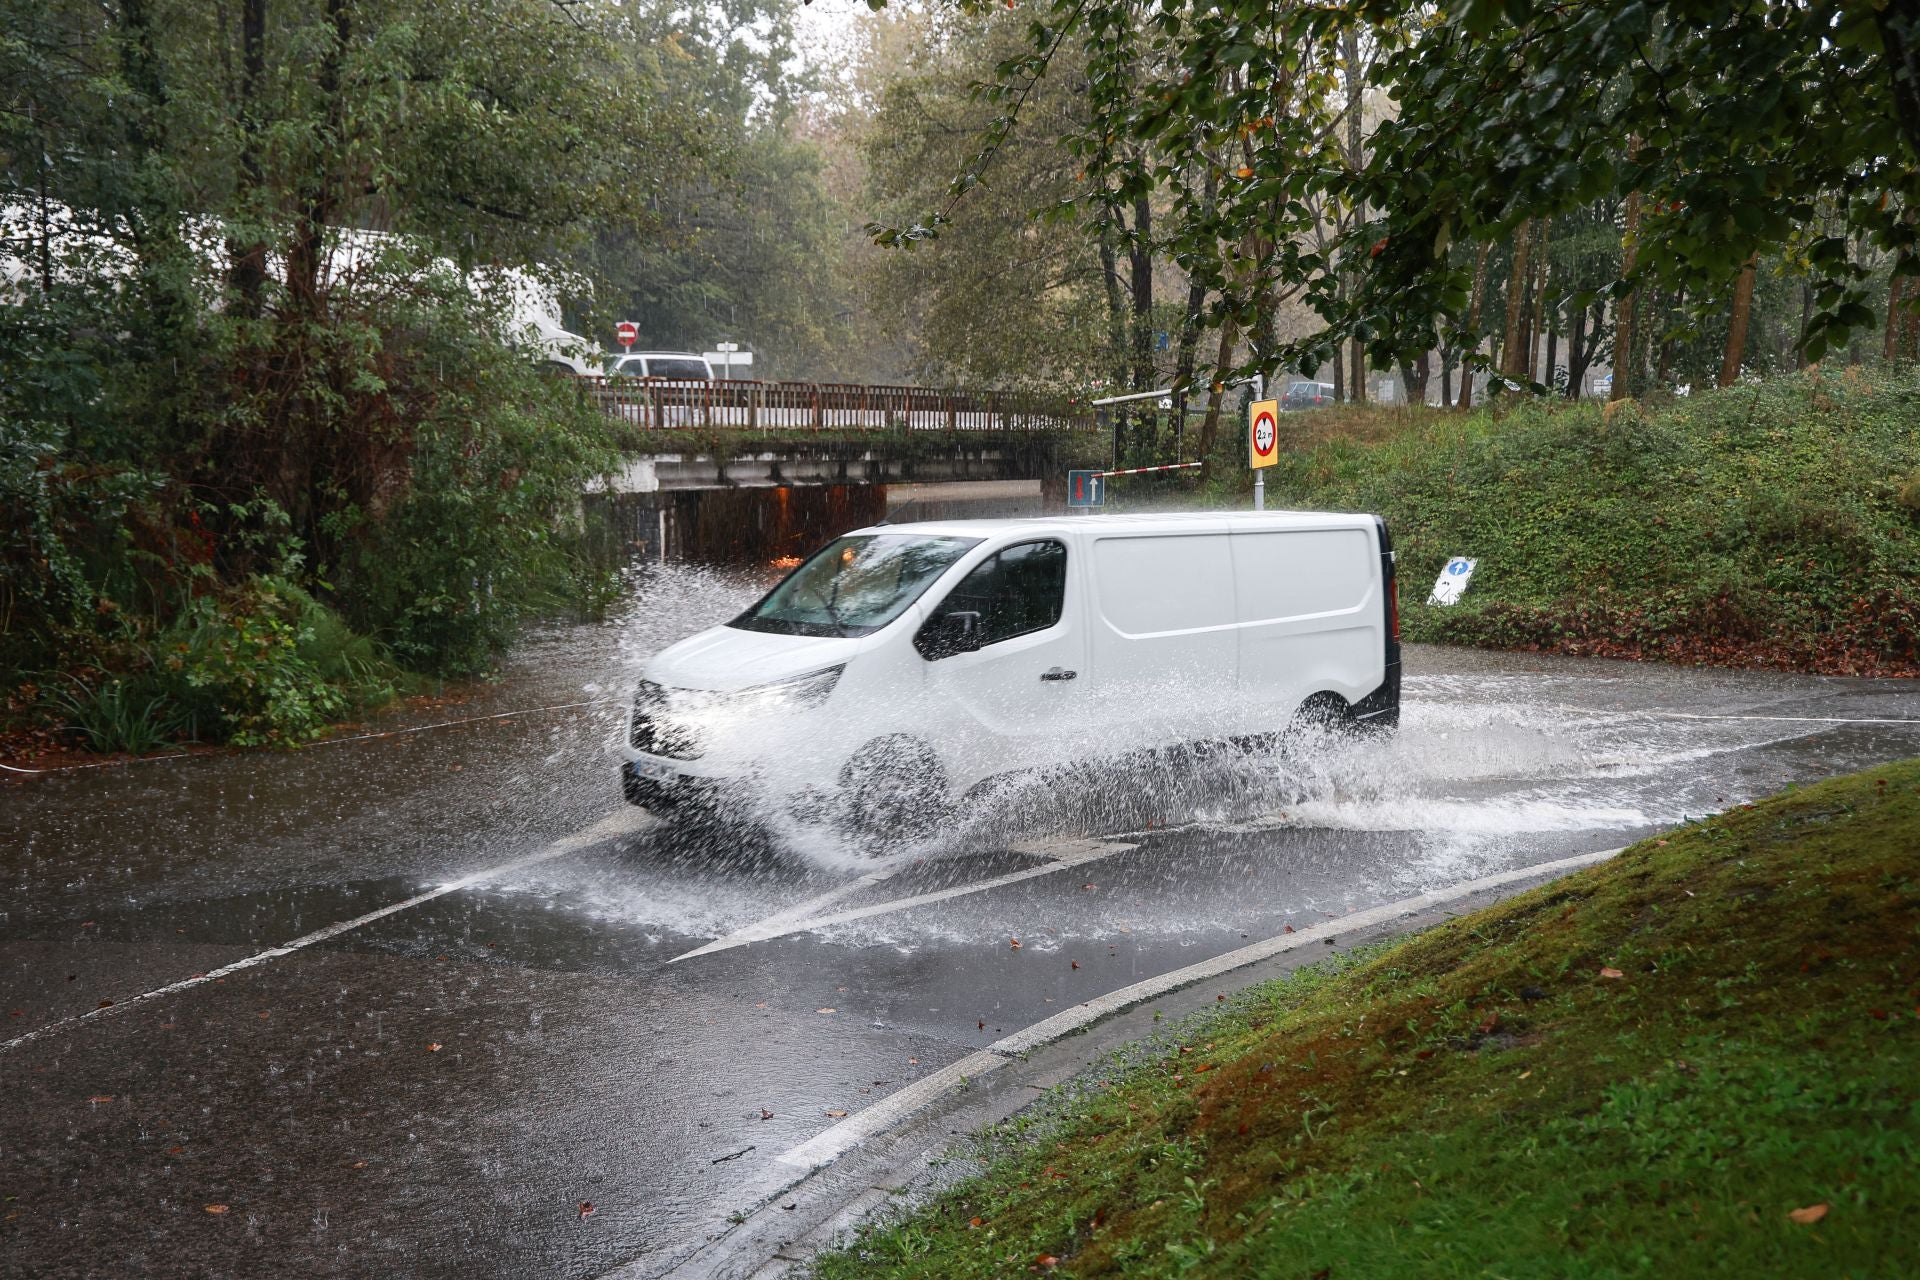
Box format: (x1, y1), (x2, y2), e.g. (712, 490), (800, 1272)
(732, 665), (844, 714)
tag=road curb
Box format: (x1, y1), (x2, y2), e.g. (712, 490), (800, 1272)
(642, 845), (1623, 1280)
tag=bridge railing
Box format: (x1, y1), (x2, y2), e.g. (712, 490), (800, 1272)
(570, 377), (1094, 432)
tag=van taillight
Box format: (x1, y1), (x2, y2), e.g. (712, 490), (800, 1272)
(1387, 569), (1401, 641)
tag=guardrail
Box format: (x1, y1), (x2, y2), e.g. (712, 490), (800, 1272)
(569, 376), (1094, 433)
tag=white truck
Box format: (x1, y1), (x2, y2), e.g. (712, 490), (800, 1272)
(618, 511), (1401, 838)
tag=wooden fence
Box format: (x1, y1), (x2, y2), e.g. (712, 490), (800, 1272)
(570, 376), (1094, 433)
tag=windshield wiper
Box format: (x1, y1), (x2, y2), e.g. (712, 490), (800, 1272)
(798, 581), (851, 634)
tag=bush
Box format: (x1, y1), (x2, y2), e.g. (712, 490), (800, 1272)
(1190, 368), (1920, 673)
(2, 247), (618, 749)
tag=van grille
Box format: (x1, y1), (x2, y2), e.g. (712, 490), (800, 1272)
(629, 680), (707, 760)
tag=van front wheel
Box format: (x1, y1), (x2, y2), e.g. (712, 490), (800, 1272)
(836, 735), (949, 846)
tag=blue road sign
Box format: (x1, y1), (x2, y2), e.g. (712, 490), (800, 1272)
(1447, 559), (1471, 575)
(1067, 469), (1106, 507)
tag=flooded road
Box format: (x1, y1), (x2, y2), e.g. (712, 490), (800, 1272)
(5, 564), (1919, 1278)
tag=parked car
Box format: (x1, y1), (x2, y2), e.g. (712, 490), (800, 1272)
(617, 511), (1401, 839)
(1282, 380), (1337, 409)
(606, 351), (716, 380)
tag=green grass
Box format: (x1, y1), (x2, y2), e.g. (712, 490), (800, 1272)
(1180, 368), (1920, 674)
(814, 760), (1920, 1278)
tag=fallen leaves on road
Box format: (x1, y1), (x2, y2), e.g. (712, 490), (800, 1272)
(1283, 924), (1295, 934)
(203, 1205), (229, 1215)
(1599, 967), (1625, 980)
(908, 1057), (919, 1065)
(86, 1095), (113, 1104)
(1071, 961), (1079, 970)
(760, 1109), (774, 1120)
(1009, 938), (1022, 950)
(426, 1042), (443, 1052)
(95, 999), (113, 1009)
(1789, 1204), (1828, 1225)
(824, 1109), (848, 1118)
(815, 1008), (836, 1015)
(578, 1201), (596, 1220)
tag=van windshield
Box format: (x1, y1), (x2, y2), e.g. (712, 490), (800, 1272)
(731, 534), (981, 638)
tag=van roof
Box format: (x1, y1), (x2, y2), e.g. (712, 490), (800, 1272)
(861, 510), (1379, 538)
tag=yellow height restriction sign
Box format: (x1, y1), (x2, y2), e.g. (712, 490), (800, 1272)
(1248, 398), (1280, 469)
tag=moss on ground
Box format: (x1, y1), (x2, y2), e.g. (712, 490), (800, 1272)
(814, 759), (1920, 1278)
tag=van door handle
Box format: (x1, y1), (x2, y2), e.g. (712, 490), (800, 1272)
(1040, 667), (1077, 682)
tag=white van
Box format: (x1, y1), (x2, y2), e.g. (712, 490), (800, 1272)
(618, 512), (1400, 835)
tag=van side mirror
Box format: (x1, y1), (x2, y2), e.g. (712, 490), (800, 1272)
(916, 610), (981, 660)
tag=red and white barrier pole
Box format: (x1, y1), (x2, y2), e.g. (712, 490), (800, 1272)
(1095, 461), (1202, 478)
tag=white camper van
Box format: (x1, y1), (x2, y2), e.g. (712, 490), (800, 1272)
(618, 511), (1400, 834)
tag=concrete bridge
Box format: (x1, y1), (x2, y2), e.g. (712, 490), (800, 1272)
(572, 377), (1096, 562)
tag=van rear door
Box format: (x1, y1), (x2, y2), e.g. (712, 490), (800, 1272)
(1228, 523), (1382, 718)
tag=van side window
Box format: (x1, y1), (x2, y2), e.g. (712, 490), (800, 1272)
(920, 540), (1067, 654)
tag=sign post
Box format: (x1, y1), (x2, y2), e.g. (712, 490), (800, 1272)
(701, 346), (752, 379)
(1247, 397), (1279, 511)
(615, 321), (638, 352)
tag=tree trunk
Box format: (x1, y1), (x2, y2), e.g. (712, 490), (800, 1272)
(1197, 319), (1239, 473)
(227, 0), (268, 320)
(1612, 181), (1642, 402)
(1458, 241), (1491, 408)
(1873, 7), (1920, 168)
(1344, 26), (1366, 404)
(1656, 288), (1682, 385)
(1563, 303), (1585, 398)
(1885, 268), (1907, 362)
(1440, 355), (1453, 406)
(1798, 281), (1812, 368)
(1097, 216), (1128, 389)
(1129, 189), (1154, 392)
(1526, 219), (1550, 380)
(1398, 351), (1430, 404)
(1500, 219), (1534, 381)
(1718, 255), (1758, 386)
(1172, 163), (1218, 395)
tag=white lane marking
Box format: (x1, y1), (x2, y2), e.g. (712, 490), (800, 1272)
(775, 845), (1621, 1172)
(1551, 706), (1920, 727)
(668, 838), (1139, 963)
(777, 1050), (1007, 1172)
(0, 808), (653, 1054)
(673, 857), (924, 962)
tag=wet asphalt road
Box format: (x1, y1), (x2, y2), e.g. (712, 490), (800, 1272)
(4, 578), (1919, 1279)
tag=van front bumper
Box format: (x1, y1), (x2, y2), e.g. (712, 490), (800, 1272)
(621, 759), (735, 814)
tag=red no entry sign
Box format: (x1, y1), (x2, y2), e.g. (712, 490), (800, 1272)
(615, 321), (638, 350)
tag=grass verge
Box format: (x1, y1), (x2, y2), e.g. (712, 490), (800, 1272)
(815, 760), (1920, 1278)
(1177, 367), (1920, 674)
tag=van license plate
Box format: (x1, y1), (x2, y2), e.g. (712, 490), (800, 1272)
(635, 759), (677, 783)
